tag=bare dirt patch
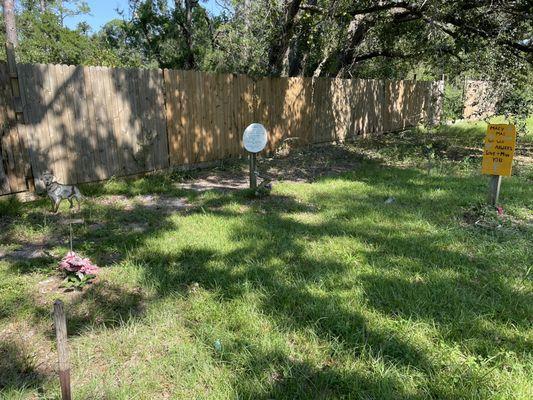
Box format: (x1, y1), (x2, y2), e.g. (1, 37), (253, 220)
(178, 174), (249, 192)
(175, 143), (361, 192)
(265, 143), (361, 182)
(135, 195), (190, 212)
(0, 242), (52, 261)
(37, 275), (64, 296)
(94, 194), (191, 214)
(0, 237), (61, 263)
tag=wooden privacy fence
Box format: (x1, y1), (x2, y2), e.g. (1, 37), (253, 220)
(0, 62), (443, 195)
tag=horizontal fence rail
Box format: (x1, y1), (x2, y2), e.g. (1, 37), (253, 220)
(0, 62), (443, 196)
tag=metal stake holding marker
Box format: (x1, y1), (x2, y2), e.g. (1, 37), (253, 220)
(249, 152), (257, 189)
(243, 123), (268, 189)
(69, 221), (73, 252)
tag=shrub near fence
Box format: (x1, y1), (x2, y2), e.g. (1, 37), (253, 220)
(0, 62), (443, 195)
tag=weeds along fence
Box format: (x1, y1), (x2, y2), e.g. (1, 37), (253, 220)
(0, 62), (443, 196)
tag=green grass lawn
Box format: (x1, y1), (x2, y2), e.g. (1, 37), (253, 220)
(1, 121), (532, 399)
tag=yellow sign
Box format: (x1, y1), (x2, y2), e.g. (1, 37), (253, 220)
(481, 124), (516, 176)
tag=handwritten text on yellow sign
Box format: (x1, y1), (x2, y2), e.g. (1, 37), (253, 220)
(481, 124), (516, 177)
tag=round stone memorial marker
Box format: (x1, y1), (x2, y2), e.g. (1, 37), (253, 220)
(243, 123), (268, 153)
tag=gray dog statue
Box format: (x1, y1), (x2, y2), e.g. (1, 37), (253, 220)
(42, 172), (83, 213)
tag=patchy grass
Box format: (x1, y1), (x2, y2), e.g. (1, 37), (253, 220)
(1, 121), (532, 399)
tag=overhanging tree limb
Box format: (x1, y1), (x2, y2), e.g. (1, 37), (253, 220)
(303, 0), (531, 71)
(267, 0), (303, 75)
(351, 49), (419, 63)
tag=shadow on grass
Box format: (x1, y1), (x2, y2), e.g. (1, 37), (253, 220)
(133, 244), (435, 397)
(126, 160), (530, 397)
(0, 341), (48, 394)
(233, 348), (423, 400)
(21, 270), (149, 347)
(64, 281), (146, 336)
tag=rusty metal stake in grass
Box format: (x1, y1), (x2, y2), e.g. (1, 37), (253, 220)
(53, 300), (72, 400)
(249, 152), (257, 189)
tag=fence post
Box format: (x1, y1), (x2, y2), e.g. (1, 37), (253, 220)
(4, 42), (34, 191)
(162, 68), (172, 168)
(53, 300), (72, 400)
(434, 74), (445, 126)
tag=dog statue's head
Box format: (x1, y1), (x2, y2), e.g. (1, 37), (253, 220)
(41, 171), (56, 187)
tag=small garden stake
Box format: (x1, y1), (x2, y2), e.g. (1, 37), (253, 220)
(69, 221), (73, 252)
(249, 152), (257, 189)
(53, 300), (72, 400)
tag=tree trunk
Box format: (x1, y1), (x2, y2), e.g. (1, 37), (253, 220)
(175, 0), (197, 69)
(243, 0), (252, 29)
(335, 15), (375, 77)
(3, 0), (18, 47)
(184, 0), (195, 68)
(285, 0), (317, 76)
(58, 0), (65, 27)
(268, 0), (302, 76)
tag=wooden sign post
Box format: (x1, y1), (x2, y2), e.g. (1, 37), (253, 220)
(481, 124), (516, 206)
(53, 300), (72, 400)
(243, 123), (268, 190)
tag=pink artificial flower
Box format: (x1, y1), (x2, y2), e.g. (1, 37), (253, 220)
(59, 251), (99, 275)
(80, 263), (100, 275)
(496, 206), (504, 216)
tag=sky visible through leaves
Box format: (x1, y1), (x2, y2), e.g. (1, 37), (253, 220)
(64, 0), (223, 31)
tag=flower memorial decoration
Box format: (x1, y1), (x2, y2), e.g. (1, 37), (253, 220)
(59, 251), (99, 289)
